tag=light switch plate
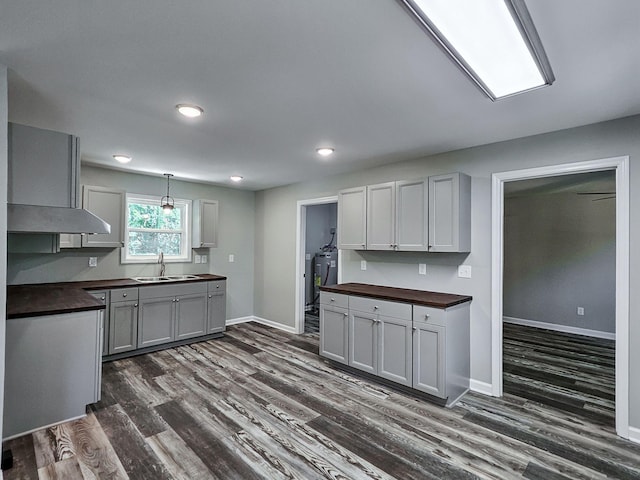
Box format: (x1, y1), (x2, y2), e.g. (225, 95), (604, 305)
(229, 254), (235, 263)
(201, 255), (208, 263)
(458, 265), (472, 278)
(418, 263), (427, 275)
(194, 254), (201, 264)
(88, 257), (97, 267)
(360, 260), (367, 271)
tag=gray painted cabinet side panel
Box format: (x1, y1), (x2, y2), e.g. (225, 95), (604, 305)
(4, 311), (101, 439)
(444, 303), (471, 403)
(89, 290), (110, 354)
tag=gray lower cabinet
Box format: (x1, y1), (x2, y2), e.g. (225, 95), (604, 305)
(319, 293), (349, 364)
(320, 292), (470, 405)
(89, 290), (110, 354)
(207, 280), (227, 334)
(109, 288), (139, 354)
(348, 296), (413, 386)
(138, 282), (208, 348)
(4, 310), (102, 439)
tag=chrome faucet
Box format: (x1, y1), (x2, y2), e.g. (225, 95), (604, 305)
(158, 251), (166, 276)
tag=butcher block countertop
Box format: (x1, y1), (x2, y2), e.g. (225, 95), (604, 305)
(7, 274), (227, 319)
(320, 283), (472, 309)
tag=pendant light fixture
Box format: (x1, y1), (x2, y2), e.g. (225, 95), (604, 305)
(161, 173), (175, 214)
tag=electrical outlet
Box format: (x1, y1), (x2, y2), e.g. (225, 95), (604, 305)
(201, 255), (208, 263)
(88, 257), (97, 267)
(305, 253), (311, 260)
(194, 254), (201, 264)
(458, 265), (472, 278)
(229, 254), (235, 263)
(577, 307), (585, 316)
(419, 263), (427, 275)
(360, 260), (367, 271)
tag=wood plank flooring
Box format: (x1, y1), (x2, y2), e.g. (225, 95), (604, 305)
(4, 322), (639, 479)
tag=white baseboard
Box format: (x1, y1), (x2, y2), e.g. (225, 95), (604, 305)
(504, 316), (615, 340)
(628, 426), (640, 444)
(469, 379), (494, 396)
(227, 315), (298, 334)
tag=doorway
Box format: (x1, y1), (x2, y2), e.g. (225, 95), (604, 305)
(295, 196), (339, 334)
(502, 170), (616, 425)
(491, 156), (630, 439)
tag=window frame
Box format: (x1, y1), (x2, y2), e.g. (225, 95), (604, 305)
(121, 193), (192, 264)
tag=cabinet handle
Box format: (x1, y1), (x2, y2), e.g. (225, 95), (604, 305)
(122, 293), (127, 297)
(176, 298), (180, 302)
(424, 314), (430, 319)
(200, 242), (204, 247)
(134, 303), (138, 308)
(330, 297), (335, 302)
(172, 299), (176, 302)
(216, 285), (220, 289)
(100, 296), (105, 301)
(412, 326), (417, 331)
(343, 313), (348, 317)
(373, 306), (379, 310)
(208, 294), (212, 298)
(121, 241), (125, 246)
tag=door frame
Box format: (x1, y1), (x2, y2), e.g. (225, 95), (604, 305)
(295, 196), (339, 334)
(490, 156), (630, 438)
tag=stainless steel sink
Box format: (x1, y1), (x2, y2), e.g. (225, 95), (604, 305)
(132, 274), (200, 283)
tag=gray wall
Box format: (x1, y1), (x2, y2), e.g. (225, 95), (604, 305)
(504, 191), (615, 333)
(0, 64), (9, 441)
(304, 203), (337, 307)
(7, 165), (256, 320)
(252, 114), (640, 427)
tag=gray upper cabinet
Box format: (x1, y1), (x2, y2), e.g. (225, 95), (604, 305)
(338, 186), (367, 250)
(366, 182), (396, 251)
(428, 172), (471, 252)
(109, 288), (139, 355)
(319, 293), (349, 364)
(82, 185), (126, 248)
(193, 199), (219, 248)
(396, 179), (428, 251)
(207, 280), (227, 334)
(8, 123), (79, 208)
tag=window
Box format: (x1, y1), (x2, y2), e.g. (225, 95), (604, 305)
(122, 194), (192, 263)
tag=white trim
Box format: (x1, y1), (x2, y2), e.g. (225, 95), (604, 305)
(491, 156), (630, 439)
(469, 379), (494, 396)
(295, 196), (338, 334)
(226, 316), (254, 326)
(504, 316), (616, 341)
(629, 427), (640, 445)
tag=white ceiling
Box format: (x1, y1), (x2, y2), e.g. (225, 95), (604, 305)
(2, 1), (639, 191)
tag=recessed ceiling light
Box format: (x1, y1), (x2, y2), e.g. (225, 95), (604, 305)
(176, 104), (204, 118)
(230, 175), (243, 182)
(316, 148), (335, 157)
(113, 154), (132, 164)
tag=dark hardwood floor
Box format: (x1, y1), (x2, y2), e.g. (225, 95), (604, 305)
(4, 322), (639, 479)
(503, 322), (615, 426)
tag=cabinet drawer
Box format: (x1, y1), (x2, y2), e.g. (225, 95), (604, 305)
(208, 280), (226, 294)
(139, 282), (207, 300)
(320, 292), (349, 309)
(349, 296), (411, 320)
(413, 305), (446, 327)
(110, 288), (139, 302)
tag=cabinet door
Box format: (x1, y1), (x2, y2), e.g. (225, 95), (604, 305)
(82, 185), (126, 248)
(207, 281), (227, 334)
(319, 304), (349, 364)
(428, 173), (471, 252)
(8, 123), (79, 208)
(138, 297), (175, 348)
(89, 290), (109, 355)
(176, 293), (208, 340)
(193, 199), (219, 248)
(396, 179), (428, 251)
(109, 300), (138, 354)
(349, 311), (377, 374)
(338, 186), (366, 250)
(367, 182), (396, 250)
(412, 322), (446, 398)
(378, 315), (412, 387)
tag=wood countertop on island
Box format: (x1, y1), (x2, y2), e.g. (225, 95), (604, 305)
(320, 283), (472, 309)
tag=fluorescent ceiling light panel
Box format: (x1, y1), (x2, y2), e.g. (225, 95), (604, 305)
(402, 0), (554, 99)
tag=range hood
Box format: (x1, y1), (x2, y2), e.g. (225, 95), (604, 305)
(7, 122), (111, 235)
(8, 204), (111, 234)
